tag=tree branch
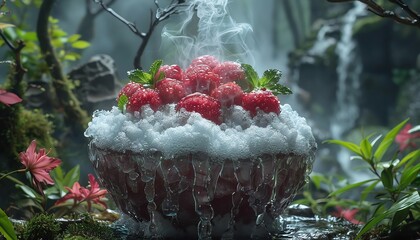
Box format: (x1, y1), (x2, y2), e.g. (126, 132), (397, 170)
(37, 0), (89, 131)
(327, 0), (420, 28)
(94, 0), (186, 69)
(0, 30), (27, 96)
(77, 0), (117, 41)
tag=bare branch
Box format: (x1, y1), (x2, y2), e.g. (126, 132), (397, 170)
(327, 0), (420, 28)
(95, 0), (144, 38)
(95, 0), (187, 69)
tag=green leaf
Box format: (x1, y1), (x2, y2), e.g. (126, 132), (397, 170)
(270, 84), (293, 95)
(0, 208), (17, 240)
(64, 52), (81, 61)
(360, 138), (373, 161)
(396, 149), (420, 169)
(16, 184), (41, 199)
(241, 63), (259, 89)
(262, 69), (282, 85)
(380, 166), (393, 189)
(391, 208), (410, 229)
(328, 179), (377, 197)
(67, 34), (81, 43)
(118, 94), (128, 112)
(128, 69), (152, 86)
(398, 163), (420, 190)
(374, 119), (409, 162)
(356, 192), (420, 239)
(149, 59), (163, 79)
(62, 165), (80, 189)
(71, 40), (90, 49)
(324, 139), (362, 156)
(311, 173), (329, 189)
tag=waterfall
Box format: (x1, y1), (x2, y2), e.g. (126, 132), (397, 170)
(306, 2), (367, 181)
(332, 2), (367, 181)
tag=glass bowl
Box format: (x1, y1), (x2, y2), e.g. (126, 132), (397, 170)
(88, 142), (315, 239)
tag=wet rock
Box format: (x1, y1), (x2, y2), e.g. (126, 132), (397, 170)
(68, 54), (122, 113)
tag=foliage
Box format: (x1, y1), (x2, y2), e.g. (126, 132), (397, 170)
(298, 119), (420, 239)
(21, 213), (61, 240)
(59, 215), (115, 240)
(1, 16), (89, 80)
(0, 208), (17, 240)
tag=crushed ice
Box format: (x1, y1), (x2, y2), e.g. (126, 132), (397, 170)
(85, 104), (316, 160)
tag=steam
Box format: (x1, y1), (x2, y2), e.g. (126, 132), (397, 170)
(160, 0), (254, 67)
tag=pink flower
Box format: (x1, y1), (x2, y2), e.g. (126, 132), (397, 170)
(332, 207), (363, 224)
(55, 174), (107, 212)
(19, 140), (61, 193)
(81, 174), (108, 211)
(0, 89), (22, 106)
(55, 182), (84, 206)
(395, 124), (420, 151)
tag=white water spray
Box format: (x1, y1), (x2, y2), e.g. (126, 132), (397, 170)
(332, 3), (366, 181)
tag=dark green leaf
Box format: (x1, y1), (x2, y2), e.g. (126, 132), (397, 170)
(391, 208), (410, 229)
(0, 208), (17, 240)
(262, 69), (282, 85)
(270, 84), (293, 95)
(374, 119), (409, 162)
(356, 192), (420, 239)
(118, 94), (128, 112)
(380, 166), (393, 189)
(328, 179), (376, 197)
(324, 139), (362, 156)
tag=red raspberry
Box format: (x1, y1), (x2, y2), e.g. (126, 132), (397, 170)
(183, 65), (221, 95)
(176, 93), (222, 124)
(117, 82), (144, 101)
(156, 78), (187, 104)
(210, 82), (244, 108)
(241, 90), (280, 117)
(126, 88), (162, 113)
(156, 64), (183, 81)
(190, 55), (219, 69)
(212, 61), (246, 84)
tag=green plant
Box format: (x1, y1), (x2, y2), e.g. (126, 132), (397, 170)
(321, 119), (420, 238)
(59, 215), (115, 240)
(21, 213), (61, 240)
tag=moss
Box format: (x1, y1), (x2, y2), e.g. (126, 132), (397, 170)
(21, 213), (61, 240)
(59, 216), (115, 240)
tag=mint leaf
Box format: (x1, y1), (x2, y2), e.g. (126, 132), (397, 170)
(149, 59), (163, 78)
(118, 94), (128, 112)
(262, 69), (282, 85)
(128, 69), (153, 87)
(241, 63), (259, 90)
(270, 84), (293, 95)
